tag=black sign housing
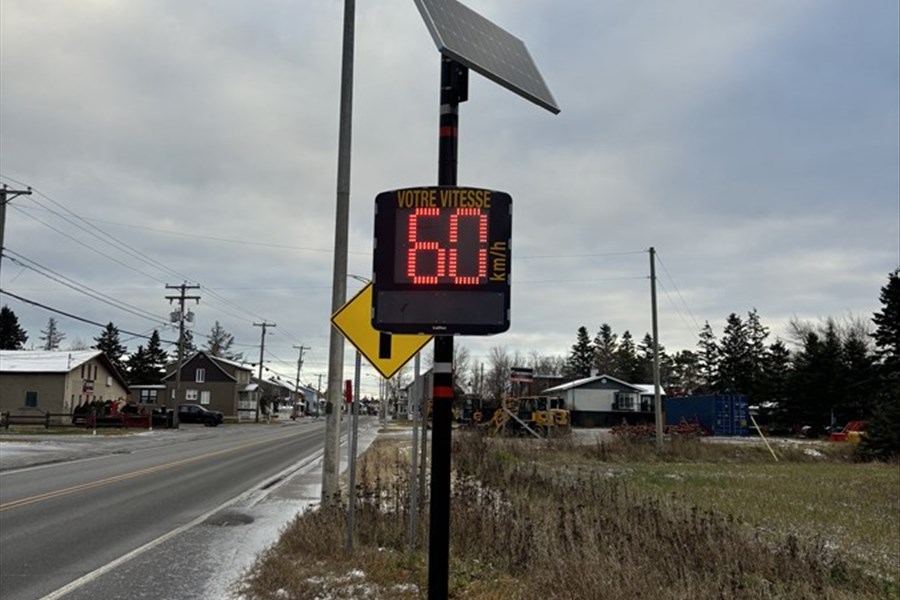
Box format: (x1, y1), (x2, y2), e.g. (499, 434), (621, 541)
(372, 186), (511, 335)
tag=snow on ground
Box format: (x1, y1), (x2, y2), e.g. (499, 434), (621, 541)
(203, 421), (381, 600)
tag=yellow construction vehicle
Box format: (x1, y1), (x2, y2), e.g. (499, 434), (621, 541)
(486, 396), (570, 438)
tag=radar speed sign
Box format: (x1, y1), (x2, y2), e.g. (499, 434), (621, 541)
(372, 186), (511, 335)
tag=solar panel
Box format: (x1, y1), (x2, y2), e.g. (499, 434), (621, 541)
(413, 0), (559, 114)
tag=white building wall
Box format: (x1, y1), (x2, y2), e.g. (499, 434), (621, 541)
(571, 388), (616, 412)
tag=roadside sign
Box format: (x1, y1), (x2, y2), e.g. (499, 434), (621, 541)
(372, 186), (512, 335)
(510, 367), (534, 383)
(331, 282), (432, 379)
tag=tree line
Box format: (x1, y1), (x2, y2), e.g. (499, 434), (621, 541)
(2, 271), (897, 457)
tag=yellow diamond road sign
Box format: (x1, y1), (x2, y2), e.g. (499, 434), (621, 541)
(331, 282), (432, 379)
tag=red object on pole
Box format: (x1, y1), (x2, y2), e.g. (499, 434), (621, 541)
(344, 379), (353, 404)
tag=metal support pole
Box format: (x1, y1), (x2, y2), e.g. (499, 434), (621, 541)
(427, 55), (466, 600)
(409, 352), (421, 548)
(346, 350), (361, 553)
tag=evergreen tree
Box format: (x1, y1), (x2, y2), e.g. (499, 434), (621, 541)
(592, 324), (618, 376)
(859, 270), (900, 459)
(127, 345), (153, 384)
(0, 305), (28, 350)
(146, 330), (169, 376)
(818, 320), (846, 427)
(127, 330), (169, 384)
(696, 321), (719, 393)
(636, 333), (671, 384)
(717, 313), (751, 393)
(39, 317), (66, 350)
(840, 327), (877, 421)
(871, 269), (900, 371)
(93, 322), (128, 375)
(614, 330), (641, 382)
(761, 339), (792, 421)
(785, 331), (824, 428)
(565, 326), (594, 379)
(670, 350), (701, 395)
(204, 320), (242, 360)
(745, 308), (770, 400)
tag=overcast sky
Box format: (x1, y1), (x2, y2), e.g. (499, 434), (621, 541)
(1, 0), (898, 394)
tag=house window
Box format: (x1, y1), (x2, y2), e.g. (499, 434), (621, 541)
(25, 391), (38, 407)
(200, 391), (211, 405)
(195, 368), (206, 383)
(615, 392), (637, 411)
(186, 389), (198, 402)
(106, 376), (113, 387)
(139, 389), (159, 405)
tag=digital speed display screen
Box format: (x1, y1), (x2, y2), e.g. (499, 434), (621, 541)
(372, 187), (511, 335)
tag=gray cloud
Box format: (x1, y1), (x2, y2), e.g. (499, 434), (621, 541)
(1, 0), (897, 392)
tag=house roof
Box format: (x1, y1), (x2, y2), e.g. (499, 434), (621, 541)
(0, 349), (104, 373)
(542, 374), (667, 395)
(163, 350), (254, 382)
(633, 383), (668, 396)
(0, 349), (131, 390)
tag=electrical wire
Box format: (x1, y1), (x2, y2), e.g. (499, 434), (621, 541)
(3, 250), (170, 324)
(3, 177), (285, 340)
(654, 250), (704, 334)
(0, 289), (179, 345)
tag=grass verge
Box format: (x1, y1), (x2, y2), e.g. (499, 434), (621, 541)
(237, 431), (899, 599)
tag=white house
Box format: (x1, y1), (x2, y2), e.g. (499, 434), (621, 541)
(542, 374), (666, 427)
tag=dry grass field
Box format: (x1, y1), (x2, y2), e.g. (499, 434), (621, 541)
(236, 428), (899, 600)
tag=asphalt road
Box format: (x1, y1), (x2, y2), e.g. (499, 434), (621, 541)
(0, 420), (330, 600)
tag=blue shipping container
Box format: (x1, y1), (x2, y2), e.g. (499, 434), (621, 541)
(664, 394), (749, 436)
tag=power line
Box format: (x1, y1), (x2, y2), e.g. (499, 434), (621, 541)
(654, 250), (704, 334)
(515, 249), (647, 260)
(2, 177), (294, 337)
(9, 205), (171, 284)
(0, 288), (179, 345)
(3, 250), (170, 324)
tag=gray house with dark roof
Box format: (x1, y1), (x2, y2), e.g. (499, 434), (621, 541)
(162, 351), (257, 420)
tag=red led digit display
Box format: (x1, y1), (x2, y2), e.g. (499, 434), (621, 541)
(401, 207), (488, 285)
(372, 186), (512, 335)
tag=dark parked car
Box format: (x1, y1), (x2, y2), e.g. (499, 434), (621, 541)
(177, 404), (224, 427)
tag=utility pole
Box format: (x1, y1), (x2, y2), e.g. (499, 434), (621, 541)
(317, 373), (323, 418)
(322, 0), (356, 506)
(166, 283), (200, 426)
(253, 321), (276, 422)
(293, 344), (311, 414)
(0, 185), (33, 280)
(649, 247), (663, 453)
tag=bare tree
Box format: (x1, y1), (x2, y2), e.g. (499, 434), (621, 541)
(528, 351), (565, 377)
(485, 346), (512, 400)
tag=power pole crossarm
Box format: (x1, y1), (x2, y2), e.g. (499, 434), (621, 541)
(0, 185), (33, 280)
